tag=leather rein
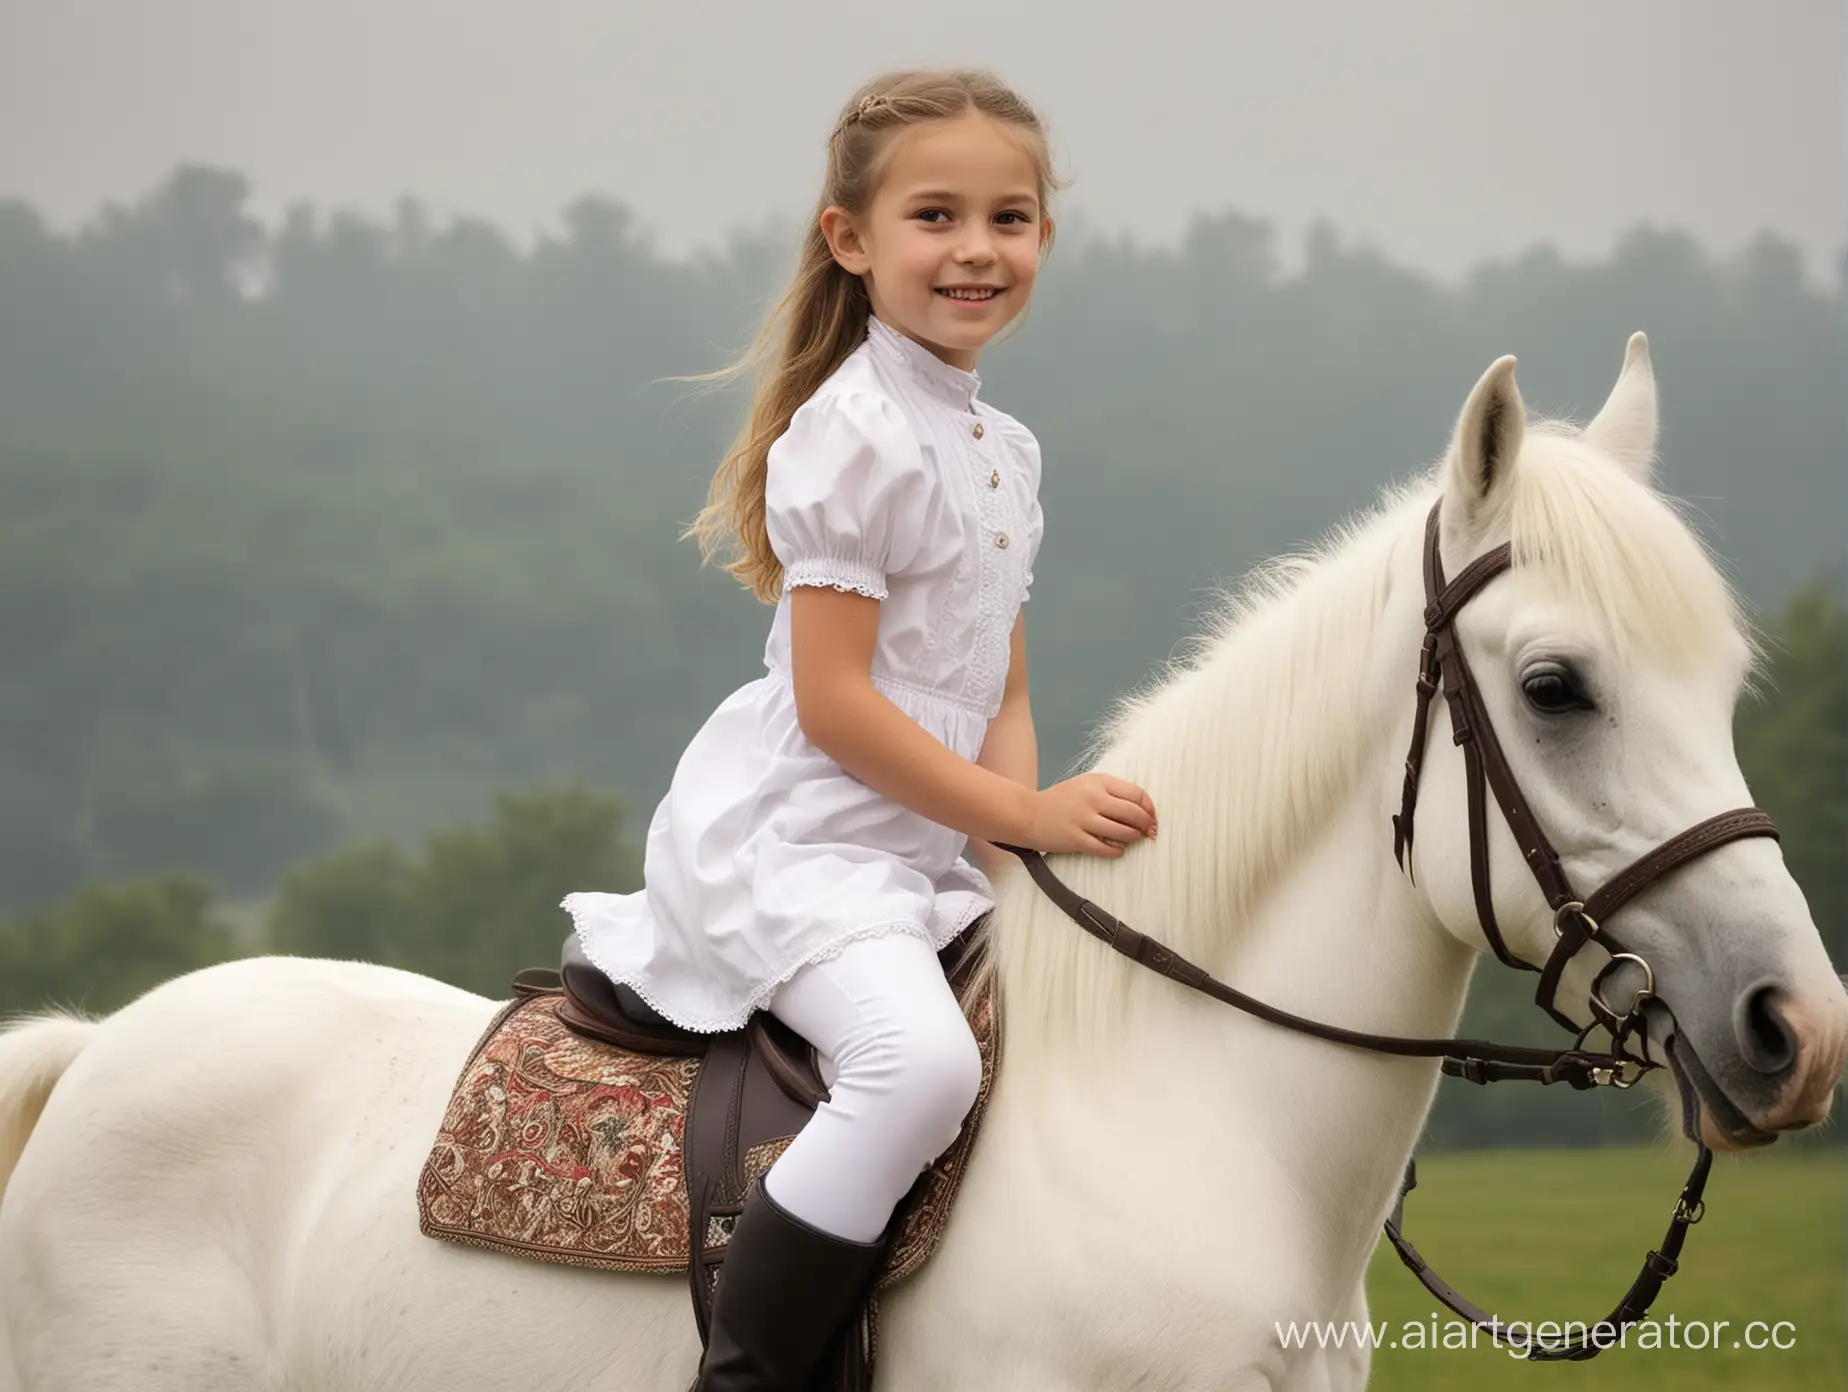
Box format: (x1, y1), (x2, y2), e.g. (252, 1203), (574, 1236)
(998, 500), (1779, 1361)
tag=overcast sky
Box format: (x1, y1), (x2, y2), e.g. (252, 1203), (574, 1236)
(4, 0), (1843, 281)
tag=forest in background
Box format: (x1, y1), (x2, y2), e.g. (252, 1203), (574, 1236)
(1, 166), (1841, 1146)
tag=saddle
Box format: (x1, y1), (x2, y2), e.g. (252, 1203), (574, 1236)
(417, 926), (997, 1392)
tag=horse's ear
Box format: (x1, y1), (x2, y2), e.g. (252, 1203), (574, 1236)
(1583, 332), (1658, 482)
(1443, 355), (1525, 532)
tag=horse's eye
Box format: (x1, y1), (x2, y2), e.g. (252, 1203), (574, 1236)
(1522, 665), (1592, 714)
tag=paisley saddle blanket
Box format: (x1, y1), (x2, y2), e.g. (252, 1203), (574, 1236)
(416, 975), (999, 1288)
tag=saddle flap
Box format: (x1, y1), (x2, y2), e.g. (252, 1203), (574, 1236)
(559, 931), (710, 1056)
(558, 933), (832, 1108)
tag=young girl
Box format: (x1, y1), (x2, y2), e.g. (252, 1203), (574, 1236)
(563, 69), (1156, 1390)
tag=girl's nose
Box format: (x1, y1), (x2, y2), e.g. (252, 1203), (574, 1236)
(956, 231), (998, 265)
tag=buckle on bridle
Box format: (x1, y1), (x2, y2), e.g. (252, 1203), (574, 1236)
(1553, 901), (1660, 1045)
(1592, 952), (1656, 1022)
(1552, 900), (1599, 941)
(1588, 1058), (1647, 1089)
(1414, 633), (1440, 694)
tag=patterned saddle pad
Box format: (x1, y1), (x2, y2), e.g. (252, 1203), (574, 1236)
(416, 974), (999, 1288)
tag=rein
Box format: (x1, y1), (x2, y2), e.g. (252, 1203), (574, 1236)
(997, 500), (1779, 1362)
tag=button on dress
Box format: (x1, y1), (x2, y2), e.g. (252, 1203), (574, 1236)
(563, 316), (1045, 1032)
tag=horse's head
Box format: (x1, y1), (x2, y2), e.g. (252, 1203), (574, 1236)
(1408, 335), (1847, 1151)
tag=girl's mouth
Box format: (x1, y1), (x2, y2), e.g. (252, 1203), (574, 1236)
(935, 286), (1003, 301)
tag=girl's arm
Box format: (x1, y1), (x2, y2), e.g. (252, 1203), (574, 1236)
(968, 614), (1037, 876)
(790, 588), (1154, 857)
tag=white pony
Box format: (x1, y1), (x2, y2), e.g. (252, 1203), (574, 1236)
(2, 340), (1843, 1391)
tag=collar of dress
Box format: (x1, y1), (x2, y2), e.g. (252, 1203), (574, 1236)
(865, 315), (982, 413)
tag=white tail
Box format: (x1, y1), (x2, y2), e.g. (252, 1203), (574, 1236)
(0, 1012), (96, 1201)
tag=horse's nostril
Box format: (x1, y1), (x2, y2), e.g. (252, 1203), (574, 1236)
(1736, 983), (1797, 1076)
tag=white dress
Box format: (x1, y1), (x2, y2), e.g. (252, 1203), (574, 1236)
(563, 316), (1045, 1032)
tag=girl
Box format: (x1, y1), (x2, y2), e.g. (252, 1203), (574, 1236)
(563, 69), (1157, 1390)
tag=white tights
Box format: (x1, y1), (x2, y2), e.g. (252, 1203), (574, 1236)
(761, 931), (982, 1243)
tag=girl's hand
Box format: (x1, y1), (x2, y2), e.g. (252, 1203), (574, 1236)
(1026, 774), (1158, 857)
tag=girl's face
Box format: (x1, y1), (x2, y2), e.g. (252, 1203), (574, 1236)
(822, 113), (1050, 371)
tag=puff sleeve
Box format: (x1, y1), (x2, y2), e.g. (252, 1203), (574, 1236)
(765, 391), (930, 601)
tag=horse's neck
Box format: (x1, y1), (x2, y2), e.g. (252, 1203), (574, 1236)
(985, 497), (1477, 1284)
(992, 495), (1450, 1041)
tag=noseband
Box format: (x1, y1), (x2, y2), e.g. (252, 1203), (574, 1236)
(1000, 500), (1780, 1361)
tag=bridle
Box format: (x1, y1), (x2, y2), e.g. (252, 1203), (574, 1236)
(999, 500), (1780, 1361)
(1391, 502), (1776, 1046)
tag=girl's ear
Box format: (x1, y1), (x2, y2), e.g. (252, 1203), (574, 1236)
(819, 207), (871, 276)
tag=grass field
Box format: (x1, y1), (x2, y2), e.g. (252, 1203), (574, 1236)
(1360, 1145), (1843, 1390)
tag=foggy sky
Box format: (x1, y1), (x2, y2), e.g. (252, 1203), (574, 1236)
(4, 0), (1844, 281)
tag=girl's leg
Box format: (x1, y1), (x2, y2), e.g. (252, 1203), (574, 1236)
(762, 930), (983, 1241)
(694, 931), (981, 1390)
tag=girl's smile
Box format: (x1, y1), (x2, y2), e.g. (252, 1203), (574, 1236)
(934, 283), (1011, 319)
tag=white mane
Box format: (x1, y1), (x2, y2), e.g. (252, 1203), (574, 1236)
(987, 420), (1751, 1045)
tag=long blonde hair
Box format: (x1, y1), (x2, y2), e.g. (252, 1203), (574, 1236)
(687, 69), (1059, 603)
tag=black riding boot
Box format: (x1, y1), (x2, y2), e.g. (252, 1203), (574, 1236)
(694, 1179), (885, 1391)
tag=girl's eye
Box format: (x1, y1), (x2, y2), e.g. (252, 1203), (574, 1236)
(995, 211), (1031, 226)
(915, 209), (950, 224)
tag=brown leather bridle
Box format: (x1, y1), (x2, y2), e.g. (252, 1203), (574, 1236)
(1000, 500), (1781, 1361)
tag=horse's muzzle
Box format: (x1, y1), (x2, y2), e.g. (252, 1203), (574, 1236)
(1748, 984), (1848, 1132)
(1669, 976), (1848, 1150)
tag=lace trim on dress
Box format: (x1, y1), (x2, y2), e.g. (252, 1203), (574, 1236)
(958, 424), (1019, 715)
(784, 557), (887, 601)
(870, 672), (992, 718)
(562, 902), (979, 1034)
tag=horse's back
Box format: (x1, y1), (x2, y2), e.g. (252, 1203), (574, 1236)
(0, 956), (501, 1391)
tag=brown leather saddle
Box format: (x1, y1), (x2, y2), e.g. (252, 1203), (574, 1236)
(540, 927), (986, 1391)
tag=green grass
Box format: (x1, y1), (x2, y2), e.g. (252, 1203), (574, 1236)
(1362, 1145), (1844, 1390)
